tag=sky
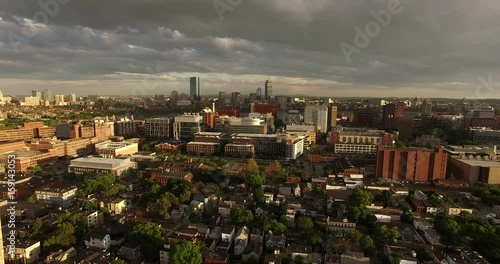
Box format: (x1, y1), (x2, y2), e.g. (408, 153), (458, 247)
(1, 0), (500, 98)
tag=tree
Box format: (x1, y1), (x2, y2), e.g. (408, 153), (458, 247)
(360, 235), (376, 256)
(231, 207), (254, 226)
(170, 240), (202, 264)
(265, 160), (282, 177)
(246, 159), (260, 175)
(245, 171), (266, 188)
(32, 165), (43, 173)
(254, 188), (265, 204)
(372, 226), (402, 245)
(27, 194), (38, 203)
(111, 260), (128, 264)
(148, 192), (179, 220)
(297, 217), (314, 235)
(131, 223), (165, 261)
(43, 222), (76, 251)
(32, 218), (43, 237)
(348, 188), (373, 207)
(434, 215), (463, 246)
(167, 179), (192, 203)
(400, 212), (414, 224)
(263, 217), (287, 235)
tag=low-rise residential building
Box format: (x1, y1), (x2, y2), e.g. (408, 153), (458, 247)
(84, 232), (111, 250)
(5, 240), (41, 264)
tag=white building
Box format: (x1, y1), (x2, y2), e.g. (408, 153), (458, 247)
(68, 156), (137, 176)
(285, 135), (305, 161)
(6, 240), (41, 264)
(84, 232), (111, 250)
(304, 105), (329, 133)
(95, 140), (139, 157)
(35, 185), (78, 208)
(173, 113), (203, 140)
(23, 96), (41, 106)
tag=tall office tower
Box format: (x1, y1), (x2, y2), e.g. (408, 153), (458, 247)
(383, 102), (406, 131)
(32, 90), (41, 98)
(422, 100), (432, 115)
(256, 87), (263, 100)
(41, 89), (54, 102)
(170, 90), (179, 104)
(218, 92), (227, 107)
(0, 89), (4, 103)
(328, 106), (338, 129)
(397, 115), (414, 141)
(69, 93), (77, 103)
(190, 77), (201, 100)
(231, 92), (241, 105)
(304, 104), (329, 133)
(55, 94), (65, 104)
(265, 80), (273, 100)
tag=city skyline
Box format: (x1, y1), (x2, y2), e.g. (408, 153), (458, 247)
(1, 1), (500, 98)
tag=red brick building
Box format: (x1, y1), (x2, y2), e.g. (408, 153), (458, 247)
(150, 171), (193, 186)
(354, 111), (378, 128)
(376, 145), (447, 182)
(253, 103), (277, 117)
(382, 103), (406, 131)
(216, 108), (239, 117)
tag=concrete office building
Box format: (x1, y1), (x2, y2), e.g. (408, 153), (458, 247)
(376, 145), (448, 182)
(330, 126), (393, 154)
(304, 104), (329, 133)
(114, 118), (145, 138)
(449, 156), (500, 184)
(173, 113), (203, 140)
(95, 140), (139, 157)
(68, 156), (137, 176)
(145, 118), (172, 140)
(214, 116), (268, 134)
(471, 127), (500, 146)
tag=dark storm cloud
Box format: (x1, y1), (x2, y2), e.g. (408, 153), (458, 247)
(0, 0), (500, 97)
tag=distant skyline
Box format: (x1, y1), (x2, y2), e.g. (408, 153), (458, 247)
(1, 0), (500, 98)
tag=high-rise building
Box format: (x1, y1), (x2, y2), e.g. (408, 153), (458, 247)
(422, 100), (432, 115)
(256, 87), (263, 100)
(397, 115), (414, 141)
(304, 104), (329, 133)
(328, 106), (338, 129)
(376, 145), (448, 182)
(354, 111), (378, 128)
(41, 89), (53, 102)
(32, 90), (41, 98)
(265, 80), (273, 100)
(231, 92), (241, 105)
(218, 92), (227, 107)
(69, 93), (77, 103)
(170, 90), (179, 105)
(190, 77), (201, 100)
(383, 102), (406, 131)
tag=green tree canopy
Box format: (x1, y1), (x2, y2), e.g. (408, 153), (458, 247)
(148, 192), (179, 220)
(170, 240), (203, 264)
(231, 207), (254, 226)
(131, 223), (165, 261)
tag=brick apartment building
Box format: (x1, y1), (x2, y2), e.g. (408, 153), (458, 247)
(376, 145), (448, 182)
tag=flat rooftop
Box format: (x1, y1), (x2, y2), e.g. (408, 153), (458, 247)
(451, 156), (500, 167)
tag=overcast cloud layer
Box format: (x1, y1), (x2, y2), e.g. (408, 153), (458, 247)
(1, 0), (500, 98)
